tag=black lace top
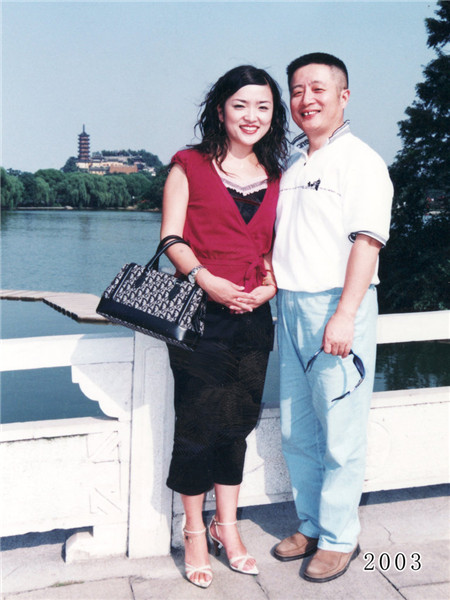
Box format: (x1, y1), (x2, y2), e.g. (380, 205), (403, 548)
(220, 175), (268, 224)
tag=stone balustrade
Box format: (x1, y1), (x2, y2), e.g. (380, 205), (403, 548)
(0, 310), (449, 562)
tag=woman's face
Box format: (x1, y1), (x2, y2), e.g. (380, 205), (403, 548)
(218, 84), (274, 150)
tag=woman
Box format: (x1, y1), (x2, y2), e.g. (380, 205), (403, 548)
(161, 65), (288, 588)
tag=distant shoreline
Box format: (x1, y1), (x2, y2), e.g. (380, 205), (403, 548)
(13, 206), (161, 212)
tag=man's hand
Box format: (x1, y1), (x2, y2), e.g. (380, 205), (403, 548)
(322, 310), (354, 358)
(322, 234), (382, 358)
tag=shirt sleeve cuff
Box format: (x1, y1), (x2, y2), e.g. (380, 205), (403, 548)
(348, 230), (388, 246)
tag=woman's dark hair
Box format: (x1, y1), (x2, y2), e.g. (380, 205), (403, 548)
(191, 65), (289, 179)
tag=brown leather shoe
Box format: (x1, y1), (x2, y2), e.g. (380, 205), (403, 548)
(303, 545), (360, 582)
(274, 532), (318, 562)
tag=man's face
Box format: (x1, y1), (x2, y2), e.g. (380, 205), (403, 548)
(289, 63), (349, 140)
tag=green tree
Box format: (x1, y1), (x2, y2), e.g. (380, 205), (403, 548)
(58, 173), (89, 207)
(1, 168), (24, 209)
(61, 156), (79, 173)
(35, 168), (64, 187)
(138, 165), (169, 210)
(34, 176), (52, 206)
(17, 172), (37, 205)
(378, 0), (449, 313)
(116, 172), (154, 204)
(35, 169), (65, 206)
(131, 149), (163, 169)
(105, 176), (131, 208)
(83, 174), (109, 208)
(6, 169), (23, 177)
(14, 171), (51, 206)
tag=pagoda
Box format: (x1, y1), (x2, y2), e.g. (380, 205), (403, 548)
(78, 125), (90, 162)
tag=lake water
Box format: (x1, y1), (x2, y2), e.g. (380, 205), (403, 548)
(1, 210), (448, 423)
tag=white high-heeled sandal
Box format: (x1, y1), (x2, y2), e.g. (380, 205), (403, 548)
(208, 516), (259, 575)
(183, 527), (213, 589)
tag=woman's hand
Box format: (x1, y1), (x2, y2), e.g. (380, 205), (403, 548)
(230, 284), (277, 314)
(196, 269), (254, 312)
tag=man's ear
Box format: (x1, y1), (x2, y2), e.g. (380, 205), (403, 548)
(340, 88), (350, 108)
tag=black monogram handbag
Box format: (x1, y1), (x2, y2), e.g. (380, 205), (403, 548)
(96, 235), (207, 350)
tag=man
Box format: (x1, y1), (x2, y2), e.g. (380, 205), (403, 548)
(272, 53), (393, 583)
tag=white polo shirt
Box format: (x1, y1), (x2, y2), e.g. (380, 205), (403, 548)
(273, 123), (393, 293)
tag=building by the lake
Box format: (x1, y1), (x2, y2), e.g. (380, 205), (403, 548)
(75, 126), (155, 176)
(78, 125), (90, 162)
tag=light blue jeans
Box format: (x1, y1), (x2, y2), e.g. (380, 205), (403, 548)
(277, 286), (378, 552)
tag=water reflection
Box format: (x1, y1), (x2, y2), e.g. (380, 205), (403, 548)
(376, 341), (449, 391)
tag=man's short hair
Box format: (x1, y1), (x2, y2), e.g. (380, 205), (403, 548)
(287, 52), (349, 90)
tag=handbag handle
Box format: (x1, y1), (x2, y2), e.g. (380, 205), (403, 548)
(144, 235), (191, 272)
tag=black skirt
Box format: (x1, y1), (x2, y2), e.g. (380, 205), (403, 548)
(166, 301), (274, 496)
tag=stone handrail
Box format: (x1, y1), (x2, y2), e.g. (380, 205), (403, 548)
(0, 310), (449, 561)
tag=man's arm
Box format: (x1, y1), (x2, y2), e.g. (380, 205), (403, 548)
(322, 234), (382, 358)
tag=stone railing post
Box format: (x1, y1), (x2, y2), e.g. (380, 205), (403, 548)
(127, 333), (175, 558)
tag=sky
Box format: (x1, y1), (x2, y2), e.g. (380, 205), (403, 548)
(2, 0), (439, 173)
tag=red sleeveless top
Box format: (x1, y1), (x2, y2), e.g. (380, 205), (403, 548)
(171, 149), (280, 292)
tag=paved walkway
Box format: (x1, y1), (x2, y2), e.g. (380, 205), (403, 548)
(2, 486), (449, 600)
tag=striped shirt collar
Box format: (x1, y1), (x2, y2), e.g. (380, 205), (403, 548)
(292, 120), (351, 152)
